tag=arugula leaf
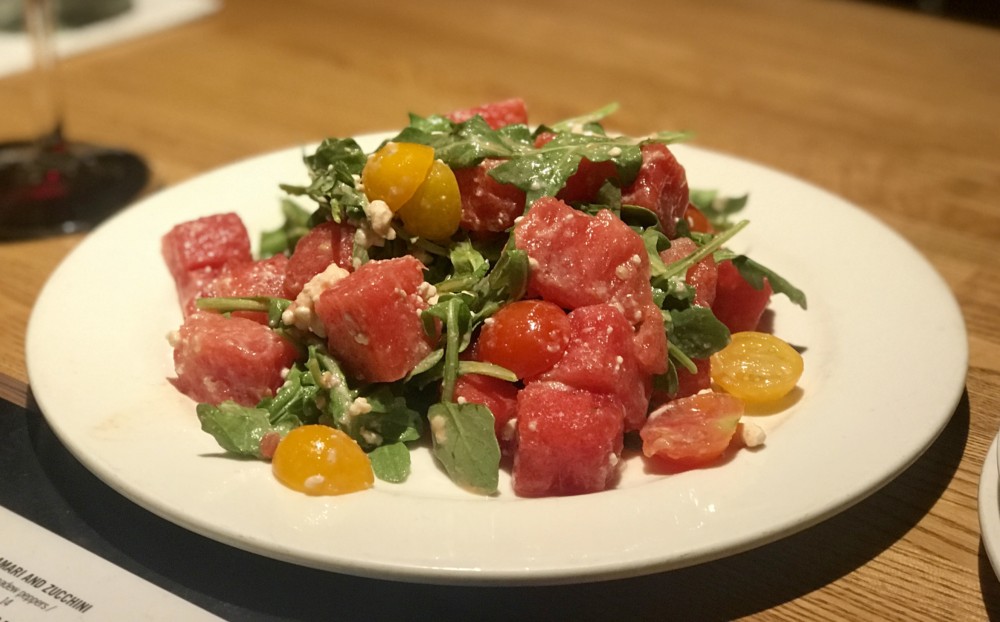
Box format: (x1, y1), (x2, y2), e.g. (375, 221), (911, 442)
(434, 240), (490, 294)
(194, 296), (293, 329)
(280, 138), (369, 223)
(489, 132), (645, 204)
(668, 306), (731, 360)
(730, 255), (808, 310)
(428, 402), (500, 495)
(394, 115), (532, 169)
(260, 198), (313, 257)
(196, 402), (299, 459)
(689, 189), (749, 230)
(550, 102), (620, 132)
(369, 442), (411, 483)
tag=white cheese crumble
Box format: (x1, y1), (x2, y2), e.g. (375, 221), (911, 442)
(739, 421), (767, 448)
(348, 396), (372, 417)
(417, 281), (439, 306)
(364, 199), (397, 240)
(281, 262), (350, 336)
(430, 414), (448, 444)
(360, 429), (383, 446)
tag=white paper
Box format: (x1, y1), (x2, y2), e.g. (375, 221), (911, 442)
(0, 0), (221, 79)
(0, 505), (223, 621)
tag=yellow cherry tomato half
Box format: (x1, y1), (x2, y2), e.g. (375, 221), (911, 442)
(361, 142), (435, 212)
(710, 331), (804, 403)
(396, 159), (462, 242)
(271, 425), (374, 496)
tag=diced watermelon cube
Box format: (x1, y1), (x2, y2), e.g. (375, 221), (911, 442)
(313, 256), (434, 383)
(512, 381), (624, 497)
(445, 98), (529, 129)
(282, 221), (357, 299)
(538, 304), (652, 432)
(200, 254), (289, 322)
(161, 213), (252, 312)
(513, 196), (666, 374)
(621, 143), (690, 238)
(659, 236), (718, 307)
(712, 260), (772, 333)
(169, 312), (299, 406)
(455, 158), (527, 233)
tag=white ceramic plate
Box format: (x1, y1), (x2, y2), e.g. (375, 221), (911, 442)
(979, 435), (1000, 578)
(26, 135), (968, 585)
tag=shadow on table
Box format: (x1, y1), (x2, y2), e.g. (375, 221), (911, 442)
(2, 391), (971, 622)
(980, 542), (1000, 620)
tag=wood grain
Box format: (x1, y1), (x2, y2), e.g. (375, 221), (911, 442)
(1, 0), (998, 618)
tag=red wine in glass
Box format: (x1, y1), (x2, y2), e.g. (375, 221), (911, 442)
(0, 0), (149, 240)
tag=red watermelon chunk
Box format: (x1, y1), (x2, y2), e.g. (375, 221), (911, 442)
(452, 373), (520, 454)
(512, 381), (625, 497)
(445, 98), (529, 129)
(282, 220), (356, 299)
(313, 256), (434, 383)
(712, 260), (772, 333)
(455, 158), (527, 233)
(169, 312), (299, 406)
(162, 213), (252, 312)
(200, 254), (289, 323)
(513, 196), (667, 374)
(622, 143), (690, 238)
(538, 304), (652, 432)
(659, 236), (718, 307)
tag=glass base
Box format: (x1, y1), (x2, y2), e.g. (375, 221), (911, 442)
(0, 139), (149, 240)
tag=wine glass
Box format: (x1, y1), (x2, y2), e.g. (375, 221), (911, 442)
(0, 0), (149, 240)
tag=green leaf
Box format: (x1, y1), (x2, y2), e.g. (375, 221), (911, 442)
(731, 255), (808, 310)
(688, 189), (749, 230)
(668, 306), (731, 360)
(369, 442), (412, 483)
(489, 133), (644, 204)
(196, 402), (298, 459)
(259, 198), (313, 257)
(428, 402), (500, 495)
(550, 102), (620, 132)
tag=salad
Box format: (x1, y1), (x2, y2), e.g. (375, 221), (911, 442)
(161, 99), (807, 498)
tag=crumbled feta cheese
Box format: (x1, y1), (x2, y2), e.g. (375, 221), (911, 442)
(166, 329), (180, 347)
(608, 452), (619, 467)
(430, 415), (448, 444)
(456, 396), (467, 405)
(527, 256), (540, 271)
(364, 199), (396, 240)
(360, 429), (383, 446)
(281, 262), (350, 336)
(501, 417), (517, 441)
(353, 332), (370, 345)
(608, 146), (622, 157)
(615, 263), (633, 280)
(348, 396), (371, 417)
(324, 448), (338, 463)
(739, 421), (767, 448)
(304, 474), (325, 490)
(417, 281), (439, 306)
(319, 371), (340, 389)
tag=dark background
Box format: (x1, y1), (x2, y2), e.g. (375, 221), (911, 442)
(866, 0), (1000, 25)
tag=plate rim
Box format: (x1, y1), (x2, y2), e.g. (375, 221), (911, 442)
(26, 137), (969, 585)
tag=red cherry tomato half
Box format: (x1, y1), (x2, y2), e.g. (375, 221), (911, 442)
(476, 300), (572, 379)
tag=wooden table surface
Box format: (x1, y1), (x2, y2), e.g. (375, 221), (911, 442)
(1, 0), (998, 619)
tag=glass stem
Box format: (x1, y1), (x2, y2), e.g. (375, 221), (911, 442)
(24, 0), (65, 148)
